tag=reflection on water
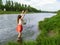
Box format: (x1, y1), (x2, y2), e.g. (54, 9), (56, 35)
(0, 13), (56, 45)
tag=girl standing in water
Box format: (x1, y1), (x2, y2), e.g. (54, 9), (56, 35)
(16, 10), (27, 41)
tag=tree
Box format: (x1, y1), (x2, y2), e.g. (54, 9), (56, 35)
(27, 5), (33, 12)
(10, 1), (14, 11)
(14, 2), (20, 11)
(0, 0), (3, 10)
(5, 0), (12, 11)
(3, 0), (41, 12)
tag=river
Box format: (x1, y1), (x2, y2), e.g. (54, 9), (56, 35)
(0, 13), (56, 45)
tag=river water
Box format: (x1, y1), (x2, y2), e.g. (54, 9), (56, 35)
(0, 13), (56, 45)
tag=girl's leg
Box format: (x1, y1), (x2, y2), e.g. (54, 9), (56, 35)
(18, 32), (22, 38)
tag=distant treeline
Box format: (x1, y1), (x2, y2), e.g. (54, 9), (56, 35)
(40, 11), (57, 13)
(0, 0), (41, 12)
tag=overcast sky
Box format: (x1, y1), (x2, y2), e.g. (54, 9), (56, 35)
(2, 0), (60, 11)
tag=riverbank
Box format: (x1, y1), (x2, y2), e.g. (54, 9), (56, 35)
(0, 11), (40, 14)
(37, 10), (60, 45)
(0, 11), (56, 14)
(0, 11), (20, 14)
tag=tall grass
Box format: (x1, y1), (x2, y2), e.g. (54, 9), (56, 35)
(6, 41), (36, 45)
(36, 10), (60, 45)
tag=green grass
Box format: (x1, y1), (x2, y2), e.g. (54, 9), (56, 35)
(0, 11), (20, 14)
(6, 41), (36, 45)
(36, 10), (60, 45)
(0, 11), (37, 14)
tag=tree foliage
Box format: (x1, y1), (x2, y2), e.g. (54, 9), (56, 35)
(0, 0), (41, 12)
(0, 0), (4, 10)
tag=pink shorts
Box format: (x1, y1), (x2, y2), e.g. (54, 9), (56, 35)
(16, 24), (23, 33)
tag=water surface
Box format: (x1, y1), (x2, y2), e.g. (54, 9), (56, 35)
(0, 13), (56, 45)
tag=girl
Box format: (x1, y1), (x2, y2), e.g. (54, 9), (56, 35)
(16, 10), (27, 41)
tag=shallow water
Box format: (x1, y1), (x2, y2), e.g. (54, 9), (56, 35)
(0, 13), (56, 45)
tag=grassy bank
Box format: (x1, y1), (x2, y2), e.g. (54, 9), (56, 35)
(0, 11), (39, 14)
(0, 11), (56, 14)
(6, 41), (37, 45)
(37, 10), (60, 45)
(0, 11), (20, 14)
(6, 10), (60, 45)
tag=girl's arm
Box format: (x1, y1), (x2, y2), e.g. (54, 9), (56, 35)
(21, 10), (27, 19)
(21, 10), (24, 14)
